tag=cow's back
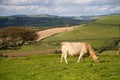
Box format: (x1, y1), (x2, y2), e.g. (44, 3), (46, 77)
(61, 42), (87, 56)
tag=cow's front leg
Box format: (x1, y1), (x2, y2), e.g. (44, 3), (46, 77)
(64, 54), (68, 64)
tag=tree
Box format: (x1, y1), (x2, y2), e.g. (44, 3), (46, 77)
(0, 26), (38, 50)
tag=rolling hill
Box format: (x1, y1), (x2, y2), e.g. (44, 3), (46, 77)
(41, 14), (120, 52)
(0, 14), (120, 54)
(0, 14), (98, 29)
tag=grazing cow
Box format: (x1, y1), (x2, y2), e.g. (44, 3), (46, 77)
(61, 42), (100, 64)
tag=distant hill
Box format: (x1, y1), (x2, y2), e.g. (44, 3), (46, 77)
(0, 14), (100, 28)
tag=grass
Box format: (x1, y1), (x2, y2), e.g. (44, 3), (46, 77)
(95, 15), (120, 25)
(42, 14), (120, 42)
(41, 24), (120, 49)
(0, 42), (59, 53)
(0, 51), (120, 80)
(42, 25), (120, 41)
(41, 15), (120, 49)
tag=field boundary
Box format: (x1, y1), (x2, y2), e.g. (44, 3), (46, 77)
(2, 49), (60, 57)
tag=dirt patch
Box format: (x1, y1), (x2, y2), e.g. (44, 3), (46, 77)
(36, 27), (73, 41)
(3, 49), (60, 57)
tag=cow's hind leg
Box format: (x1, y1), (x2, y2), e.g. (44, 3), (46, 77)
(64, 53), (68, 64)
(60, 53), (64, 63)
(77, 53), (84, 63)
(61, 52), (68, 64)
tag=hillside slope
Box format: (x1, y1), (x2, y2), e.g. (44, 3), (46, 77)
(41, 14), (120, 51)
(1, 14), (120, 54)
(95, 15), (120, 25)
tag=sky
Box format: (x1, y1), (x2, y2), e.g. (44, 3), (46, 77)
(0, 0), (120, 16)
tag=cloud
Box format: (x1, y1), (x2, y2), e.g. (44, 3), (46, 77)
(74, 0), (93, 4)
(0, 0), (120, 16)
(1, 0), (119, 6)
(0, 0), (52, 6)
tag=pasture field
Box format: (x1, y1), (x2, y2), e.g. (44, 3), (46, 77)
(1, 24), (119, 54)
(0, 14), (120, 80)
(0, 51), (120, 80)
(95, 15), (120, 25)
(41, 24), (120, 50)
(1, 14), (120, 54)
(41, 14), (120, 50)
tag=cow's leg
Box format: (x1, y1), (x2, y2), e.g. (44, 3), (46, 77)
(64, 53), (68, 64)
(77, 53), (84, 63)
(60, 53), (64, 63)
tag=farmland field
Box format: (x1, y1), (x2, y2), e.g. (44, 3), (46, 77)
(0, 51), (120, 80)
(1, 15), (120, 54)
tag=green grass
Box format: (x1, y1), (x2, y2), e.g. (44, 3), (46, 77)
(0, 42), (59, 54)
(95, 15), (120, 25)
(42, 25), (120, 41)
(0, 51), (120, 80)
(41, 24), (120, 49)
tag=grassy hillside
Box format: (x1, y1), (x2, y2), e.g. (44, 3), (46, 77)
(0, 51), (120, 80)
(0, 14), (120, 54)
(41, 14), (120, 51)
(95, 15), (120, 26)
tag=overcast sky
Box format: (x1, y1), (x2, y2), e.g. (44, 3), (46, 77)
(0, 0), (120, 16)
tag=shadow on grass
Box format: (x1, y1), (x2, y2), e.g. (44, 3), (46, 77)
(100, 60), (111, 63)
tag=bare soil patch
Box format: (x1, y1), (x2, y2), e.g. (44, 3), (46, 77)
(3, 49), (60, 57)
(36, 27), (73, 41)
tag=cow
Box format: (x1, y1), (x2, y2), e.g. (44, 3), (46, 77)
(61, 42), (100, 64)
